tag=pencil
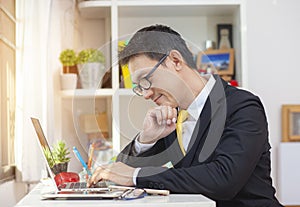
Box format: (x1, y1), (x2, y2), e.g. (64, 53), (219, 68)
(87, 143), (95, 170)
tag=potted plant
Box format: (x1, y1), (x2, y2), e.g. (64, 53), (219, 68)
(77, 48), (105, 65)
(43, 140), (71, 175)
(59, 49), (78, 90)
(77, 48), (106, 89)
(59, 49), (78, 74)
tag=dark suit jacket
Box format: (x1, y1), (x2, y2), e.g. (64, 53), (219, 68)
(117, 75), (283, 207)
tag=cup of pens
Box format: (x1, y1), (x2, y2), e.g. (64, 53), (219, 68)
(73, 144), (95, 182)
(78, 167), (92, 182)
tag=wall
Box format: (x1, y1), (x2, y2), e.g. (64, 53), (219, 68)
(245, 0), (300, 201)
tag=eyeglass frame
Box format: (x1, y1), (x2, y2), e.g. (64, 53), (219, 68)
(132, 52), (169, 96)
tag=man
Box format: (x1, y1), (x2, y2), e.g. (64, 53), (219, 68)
(88, 25), (282, 207)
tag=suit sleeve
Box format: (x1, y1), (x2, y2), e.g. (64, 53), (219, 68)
(135, 93), (269, 200)
(117, 134), (171, 168)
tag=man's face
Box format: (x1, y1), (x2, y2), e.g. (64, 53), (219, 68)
(129, 54), (184, 108)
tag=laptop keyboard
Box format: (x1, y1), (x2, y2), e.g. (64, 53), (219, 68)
(64, 181), (108, 190)
(69, 182), (87, 189)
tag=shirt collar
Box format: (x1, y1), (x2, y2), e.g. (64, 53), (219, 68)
(186, 74), (216, 120)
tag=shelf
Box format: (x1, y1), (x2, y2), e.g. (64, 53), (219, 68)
(118, 4), (238, 18)
(78, 1), (239, 18)
(116, 88), (134, 96)
(60, 88), (114, 98)
(69, 0), (245, 154)
(117, 0), (241, 6)
(78, 0), (111, 19)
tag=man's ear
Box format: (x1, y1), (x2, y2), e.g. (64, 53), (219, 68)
(168, 50), (184, 71)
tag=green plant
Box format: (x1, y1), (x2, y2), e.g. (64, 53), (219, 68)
(42, 140), (70, 168)
(59, 49), (77, 66)
(77, 48), (105, 64)
(52, 140), (71, 163)
(43, 147), (55, 168)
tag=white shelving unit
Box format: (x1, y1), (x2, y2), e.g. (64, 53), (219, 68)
(61, 0), (246, 160)
(60, 89), (114, 98)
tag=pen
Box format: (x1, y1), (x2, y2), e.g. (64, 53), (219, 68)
(87, 143), (95, 170)
(72, 146), (92, 176)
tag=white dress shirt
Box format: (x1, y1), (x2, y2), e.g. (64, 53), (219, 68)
(132, 74), (216, 185)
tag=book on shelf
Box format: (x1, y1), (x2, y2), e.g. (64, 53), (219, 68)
(121, 63), (133, 88)
(118, 40), (133, 89)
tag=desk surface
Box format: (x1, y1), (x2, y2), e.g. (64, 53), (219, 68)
(15, 183), (215, 207)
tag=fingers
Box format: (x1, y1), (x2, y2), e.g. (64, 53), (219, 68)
(172, 107), (177, 123)
(154, 106), (177, 125)
(87, 166), (109, 187)
(141, 106), (177, 143)
(87, 162), (135, 187)
(87, 167), (100, 187)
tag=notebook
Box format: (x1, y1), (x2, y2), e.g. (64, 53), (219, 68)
(30, 117), (127, 199)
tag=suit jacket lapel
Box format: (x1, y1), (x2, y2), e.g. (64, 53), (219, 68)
(182, 75), (227, 166)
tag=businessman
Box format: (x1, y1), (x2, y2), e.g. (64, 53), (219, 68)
(88, 25), (283, 207)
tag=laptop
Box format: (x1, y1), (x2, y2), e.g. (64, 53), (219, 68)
(30, 117), (127, 199)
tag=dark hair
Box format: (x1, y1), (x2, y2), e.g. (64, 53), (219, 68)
(119, 24), (197, 69)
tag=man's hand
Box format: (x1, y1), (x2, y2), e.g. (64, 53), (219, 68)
(87, 162), (135, 187)
(139, 105), (177, 144)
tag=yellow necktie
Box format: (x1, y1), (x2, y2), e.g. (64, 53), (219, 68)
(176, 110), (189, 156)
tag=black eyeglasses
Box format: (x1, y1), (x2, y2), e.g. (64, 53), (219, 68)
(132, 52), (169, 96)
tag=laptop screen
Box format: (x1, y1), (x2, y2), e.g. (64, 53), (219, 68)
(31, 117), (57, 179)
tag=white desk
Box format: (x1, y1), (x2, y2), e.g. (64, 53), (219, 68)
(15, 183), (215, 207)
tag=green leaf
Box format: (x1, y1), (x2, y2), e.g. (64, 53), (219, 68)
(59, 49), (77, 66)
(77, 48), (105, 64)
(52, 140), (71, 163)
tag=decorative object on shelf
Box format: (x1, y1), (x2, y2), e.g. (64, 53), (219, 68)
(205, 40), (216, 50)
(43, 140), (71, 175)
(60, 73), (77, 90)
(59, 49), (80, 89)
(79, 112), (109, 139)
(59, 49), (78, 74)
(101, 67), (112, 88)
(121, 64), (133, 89)
(217, 24), (233, 49)
(229, 79), (239, 87)
(282, 105), (300, 142)
(197, 48), (234, 78)
(118, 40), (133, 88)
(77, 48), (106, 89)
(79, 111), (112, 163)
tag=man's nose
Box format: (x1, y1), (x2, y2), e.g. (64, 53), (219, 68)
(142, 88), (154, 99)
